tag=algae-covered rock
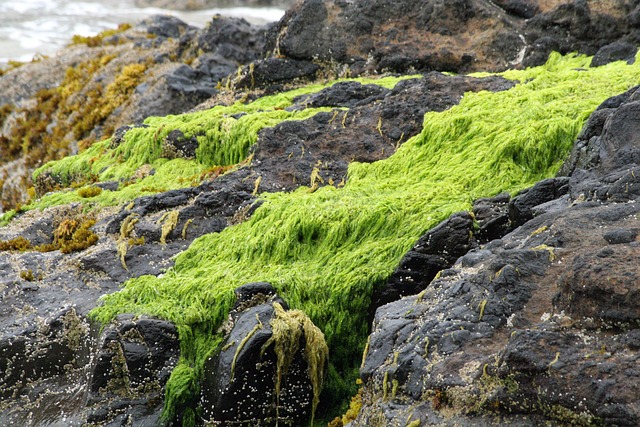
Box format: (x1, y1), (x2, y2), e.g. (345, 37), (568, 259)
(1, 2), (640, 426)
(0, 14), (266, 211)
(353, 87), (640, 427)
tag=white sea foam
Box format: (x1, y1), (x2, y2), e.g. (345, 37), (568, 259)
(0, 0), (284, 64)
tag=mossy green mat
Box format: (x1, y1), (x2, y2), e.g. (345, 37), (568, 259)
(16, 52), (640, 424)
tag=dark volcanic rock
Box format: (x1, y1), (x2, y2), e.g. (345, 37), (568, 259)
(492, 0), (539, 19)
(137, 14), (192, 39)
(133, 0), (295, 9)
(290, 81), (390, 109)
(86, 315), (179, 426)
(508, 177), (570, 227)
(200, 283), (327, 426)
(522, 0), (635, 67)
(353, 75), (640, 427)
(0, 308), (90, 400)
(266, 0), (525, 75)
(235, 57), (320, 89)
(472, 192), (512, 243)
(257, 0), (640, 84)
(196, 15), (266, 65)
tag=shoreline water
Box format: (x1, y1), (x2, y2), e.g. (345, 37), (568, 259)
(0, 0), (284, 65)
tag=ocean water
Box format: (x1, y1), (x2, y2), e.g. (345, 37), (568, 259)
(0, 0), (285, 64)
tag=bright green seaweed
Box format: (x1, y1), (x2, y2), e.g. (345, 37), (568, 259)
(9, 75), (410, 219)
(20, 52), (640, 424)
(86, 53), (640, 425)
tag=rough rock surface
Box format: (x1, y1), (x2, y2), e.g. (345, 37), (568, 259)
(265, 0), (640, 77)
(133, 0), (295, 10)
(354, 87), (640, 426)
(86, 315), (180, 426)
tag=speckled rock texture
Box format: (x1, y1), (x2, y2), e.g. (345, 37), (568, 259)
(133, 0), (295, 10)
(353, 87), (640, 427)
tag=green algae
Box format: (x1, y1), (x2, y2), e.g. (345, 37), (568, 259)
(14, 75), (411, 220)
(86, 53), (640, 424)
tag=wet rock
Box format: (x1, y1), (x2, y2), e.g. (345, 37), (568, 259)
(101, 72), (514, 263)
(80, 240), (187, 283)
(472, 192), (511, 243)
(555, 242), (640, 326)
(201, 283), (328, 426)
(0, 308), (90, 400)
(0, 70), (518, 424)
(3, 3), (640, 425)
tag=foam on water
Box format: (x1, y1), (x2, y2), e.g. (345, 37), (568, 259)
(0, 0), (284, 64)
